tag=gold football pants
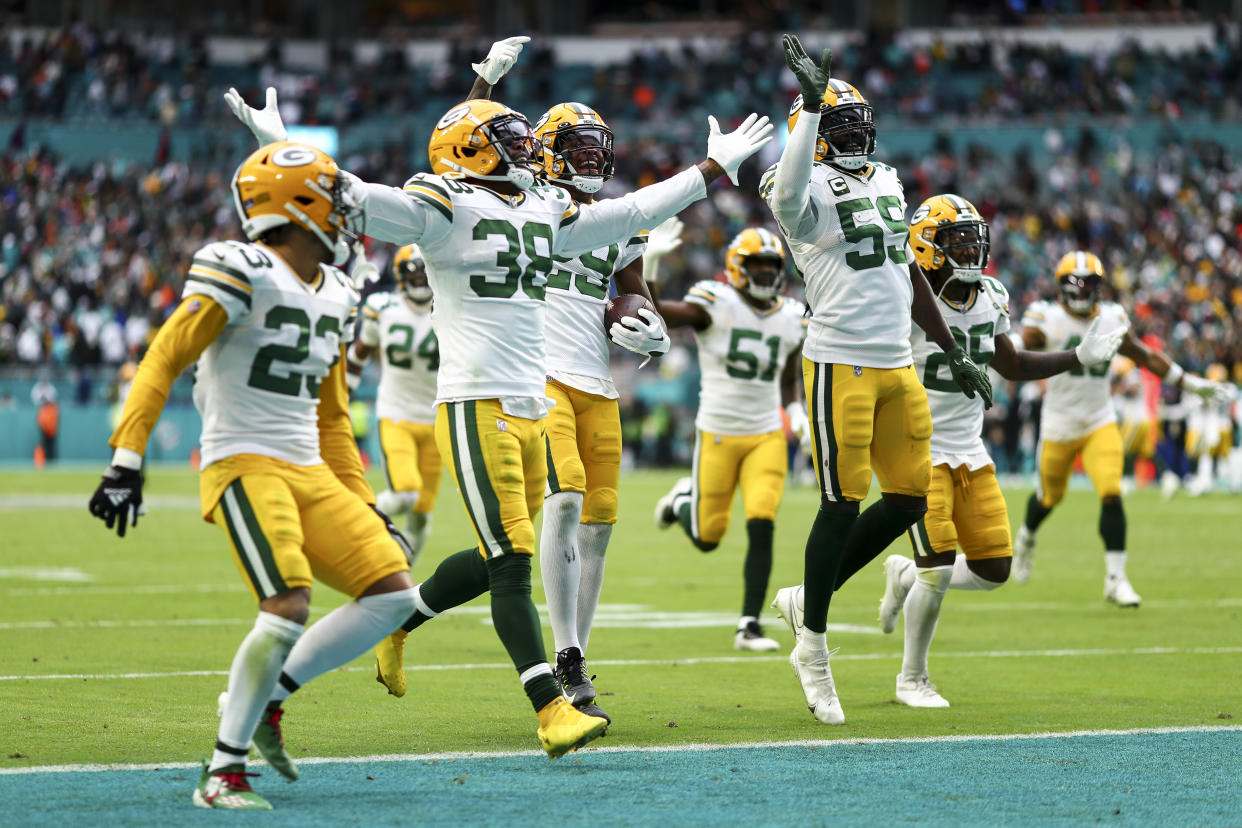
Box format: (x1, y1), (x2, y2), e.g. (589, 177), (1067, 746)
(688, 428), (787, 545)
(908, 464), (1011, 560)
(378, 418), (443, 513)
(1036, 423), (1122, 507)
(544, 380), (621, 525)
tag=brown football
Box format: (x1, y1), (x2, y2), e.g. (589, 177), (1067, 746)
(604, 293), (655, 334)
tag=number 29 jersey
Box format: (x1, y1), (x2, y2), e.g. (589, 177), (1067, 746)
(182, 240), (357, 469)
(358, 291), (438, 424)
(761, 160), (914, 369)
(684, 281), (807, 436)
(911, 277), (1010, 470)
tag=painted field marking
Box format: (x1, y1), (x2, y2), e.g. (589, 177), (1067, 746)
(3, 645), (1240, 682)
(0, 567), (93, 583)
(1, 724), (1237, 776)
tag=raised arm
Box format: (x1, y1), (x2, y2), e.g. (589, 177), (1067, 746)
(1120, 329), (1232, 403)
(770, 35), (832, 237)
(992, 316), (1127, 381)
(639, 216), (711, 331)
(467, 35), (529, 100)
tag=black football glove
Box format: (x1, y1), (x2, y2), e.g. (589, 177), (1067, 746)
(947, 346), (993, 409)
(370, 504), (414, 565)
(88, 464), (144, 538)
(782, 34), (832, 109)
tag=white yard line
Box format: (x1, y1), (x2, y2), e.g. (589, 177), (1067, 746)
(1, 724), (1237, 776)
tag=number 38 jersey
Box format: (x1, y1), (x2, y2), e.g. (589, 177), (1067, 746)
(684, 281), (807, 436)
(911, 277), (1010, 470)
(544, 233), (648, 398)
(1021, 299), (1129, 441)
(182, 240), (358, 468)
(358, 292), (438, 424)
(761, 160), (914, 369)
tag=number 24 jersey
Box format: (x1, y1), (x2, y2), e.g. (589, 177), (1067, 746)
(358, 292), (438, 424)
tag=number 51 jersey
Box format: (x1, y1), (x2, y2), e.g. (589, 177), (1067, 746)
(183, 239), (357, 468)
(358, 292), (438, 424)
(911, 277), (1009, 470)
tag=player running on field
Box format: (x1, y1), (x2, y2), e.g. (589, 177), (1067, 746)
(1012, 250), (1233, 607)
(648, 224), (809, 652)
(346, 244), (442, 568)
(873, 194), (1126, 708)
(89, 141), (419, 810)
(761, 35), (993, 725)
(226, 36), (772, 757)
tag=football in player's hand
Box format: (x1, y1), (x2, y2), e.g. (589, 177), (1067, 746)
(604, 294), (654, 334)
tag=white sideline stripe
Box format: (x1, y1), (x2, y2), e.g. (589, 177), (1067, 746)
(2, 724), (1238, 776)
(3, 646), (1240, 682)
(0, 567), (92, 583)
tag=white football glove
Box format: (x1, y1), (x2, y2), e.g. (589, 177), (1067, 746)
(1074, 316), (1129, 367)
(610, 307), (671, 367)
(472, 35), (530, 85)
(348, 243), (380, 289)
(223, 86), (287, 146)
(785, 401), (812, 454)
(1182, 374), (1235, 405)
(706, 113), (775, 185)
(642, 216), (684, 284)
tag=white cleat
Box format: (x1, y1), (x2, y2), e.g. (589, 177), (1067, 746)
(1012, 525), (1036, 584)
(654, 476), (692, 530)
(878, 554), (914, 634)
(770, 585), (806, 647)
(734, 620), (780, 651)
(895, 673), (950, 708)
(789, 641), (845, 724)
(1104, 575), (1141, 608)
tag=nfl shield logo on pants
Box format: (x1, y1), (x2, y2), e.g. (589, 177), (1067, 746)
(853, 366), (863, 377)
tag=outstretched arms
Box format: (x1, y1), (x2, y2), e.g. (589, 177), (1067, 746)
(467, 35), (529, 100)
(769, 35), (832, 237)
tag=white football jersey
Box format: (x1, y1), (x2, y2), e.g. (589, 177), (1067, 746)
(911, 276), (1010, 469)
(544, 232), (648, 398)
(1021, 299), (1129, 441)
(358, 291), (438, 424)
(760, 160), (914, 368)
(685, 281), (807, 435)
(183, 240), (357, 469)
(351, 166), (707, 409)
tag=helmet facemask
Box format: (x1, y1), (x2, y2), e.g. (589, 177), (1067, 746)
(739, 254), (785, 301)
(546, 124), (614, 194)
(474, 113), (542, 190)
(396, 255), (432, 304)
(1059, 273), (1100, 317)
(932, 220), (990, 288)
(818, 103), (875, 171)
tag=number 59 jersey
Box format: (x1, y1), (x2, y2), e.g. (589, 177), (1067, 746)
(358, 292), (438, 424)
(182, 240), (358, 469)
(761, 161), (914, 369)
(685, 281), (807, 436)
(911, 277), (1009, 470)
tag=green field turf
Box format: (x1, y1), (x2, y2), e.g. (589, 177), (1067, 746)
(1, 465), (1238, 770)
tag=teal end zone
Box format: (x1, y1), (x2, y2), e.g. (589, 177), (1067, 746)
(3, 729), (1239, 826)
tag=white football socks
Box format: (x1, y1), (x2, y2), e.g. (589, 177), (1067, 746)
(540, 491), (584, 653)
(406, 511), (431, 569)
(270, 588), (418, 703)
(901, 565), (952, 681)
(211, 611), (304, 772)
(575, 522), (613, 653)
(1105, 551), (1128, 580)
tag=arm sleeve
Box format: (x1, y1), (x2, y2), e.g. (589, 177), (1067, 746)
(318, 345), (375, 503)
(109, 296), (228, 455)
(768, 110), (820, 239)
(348, 174), (452, 247)
(556, 167), (706, 257)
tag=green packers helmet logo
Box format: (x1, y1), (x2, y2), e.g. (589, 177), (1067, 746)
(910, 204), (931, 225)
(270, 145), (318, 167)
(435, 103), (472, 130)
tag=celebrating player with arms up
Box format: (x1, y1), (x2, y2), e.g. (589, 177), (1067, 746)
(88, 142), (418, 810)
(760, 35), (992, 725)
(226, 51), (772, 756)
(346, 245), (442, 567)
(874, 195), (1126, 708)
(1013, 251), (1233, 606)
(648, 224), (809, 651)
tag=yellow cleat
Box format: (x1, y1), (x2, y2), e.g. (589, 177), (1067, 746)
(536, 696), (609, 760)
(374, 629), (409, 697)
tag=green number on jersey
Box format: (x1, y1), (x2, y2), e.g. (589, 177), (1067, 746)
(248, 306), (341, 397)
(548, 244), (618, 300)
(1064, 335), (1109, 377)
(922, 322), (995, 393)
(834, 195), (910, 272)
(725, 329), (783, 381)
(386, 323), (415, 369)
(470, 219), (552, 300)
(416, 329), (439, 372)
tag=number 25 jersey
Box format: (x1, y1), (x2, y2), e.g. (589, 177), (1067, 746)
(761, 161), (913, 369)
(358, 291), (438, 424)
(182, 240), (357, 468)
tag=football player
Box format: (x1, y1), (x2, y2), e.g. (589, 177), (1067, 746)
(647, 225), (809, 651)
(346, 245), (442, 566)
(1014, 251), (1233, 606)
(88, 142), (419, 810)
(760, 36), (992, 725)
(1182, 364), (1234, 496)
(225, 54), (773, 756)
(1110, 355), (1158, 493)
(874, 194), (1126, 708)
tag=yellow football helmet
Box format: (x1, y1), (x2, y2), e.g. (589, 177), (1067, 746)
(1206, 363), (1228, 384)
(788, 79), (875, 170)
(908, 194), (990, 283)
(393, 244), (431, 304)
(534, 102), (614, 195)
(1055, 251), (1105, 316)
(724, 227), (786, 301)
(230, 141), (358, 265)
(427, 99), (541, 190)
